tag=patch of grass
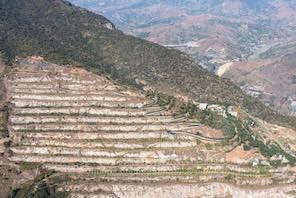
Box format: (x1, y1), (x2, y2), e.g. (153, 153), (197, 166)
(19, 162), (42, 171)
(224, 173), (234, 181)
(256, 165), (269, 175)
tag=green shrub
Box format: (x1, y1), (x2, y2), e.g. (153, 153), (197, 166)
(243, 144), (251, 151)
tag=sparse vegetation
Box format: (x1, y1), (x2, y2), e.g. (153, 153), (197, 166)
(146, 91), (236, 139)
(233, 118), (296, 164)
(146, 90), (176, 109)
(8, 170), (67, 198)
(19, 162), (42, 171)
(150, 89), (296, 163)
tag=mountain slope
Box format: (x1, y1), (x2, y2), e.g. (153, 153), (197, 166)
(0, 0), (295, 129)
(69, 0), (296, 117)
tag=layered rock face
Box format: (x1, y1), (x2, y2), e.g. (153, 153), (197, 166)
(4, 58), (296, 197)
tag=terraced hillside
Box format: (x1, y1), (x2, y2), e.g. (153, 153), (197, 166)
(2, 58), (296, 197)
(6, 58), (226, 169)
